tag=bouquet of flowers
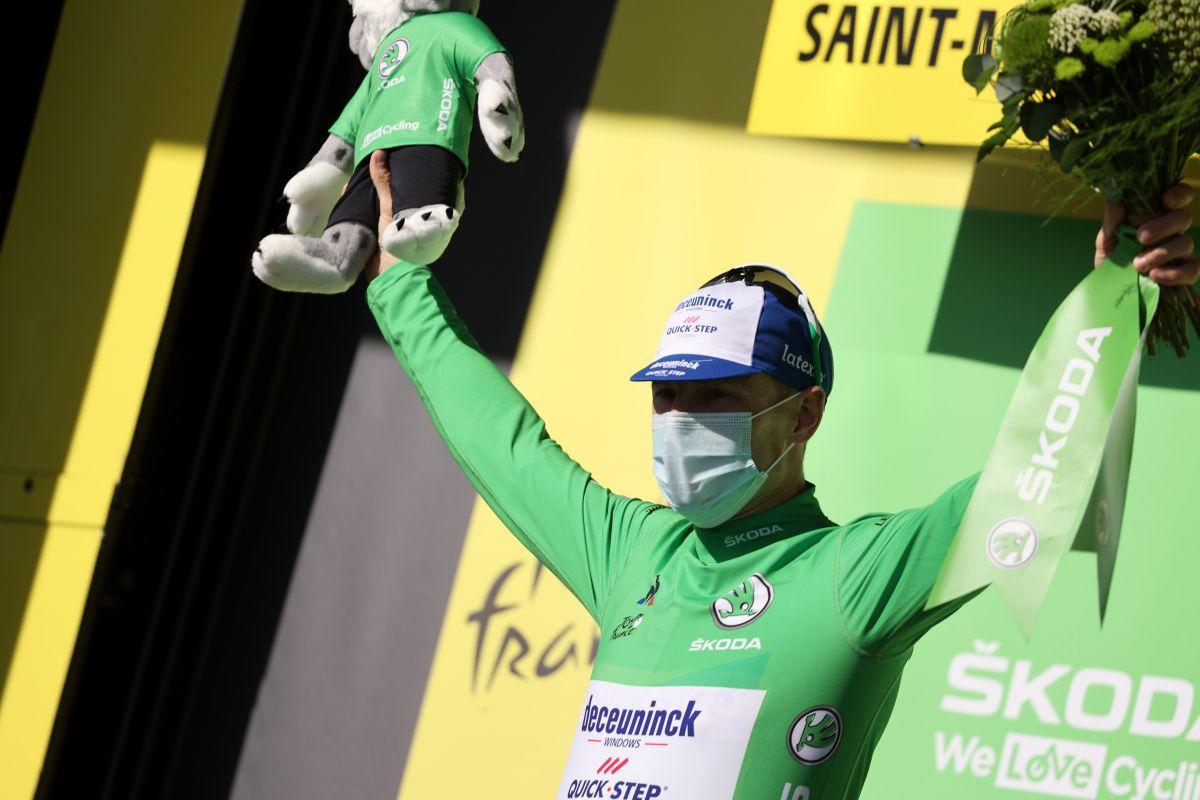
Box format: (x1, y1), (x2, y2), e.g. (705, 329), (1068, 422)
(964, 0), (1200, 355)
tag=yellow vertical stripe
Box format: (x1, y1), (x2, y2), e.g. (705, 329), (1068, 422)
(53, 142), (207, 503)
(0, 523), (101, 800)
(0, 0), (242, 795)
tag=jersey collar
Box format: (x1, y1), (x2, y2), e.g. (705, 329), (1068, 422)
(690, 482), (835, 564)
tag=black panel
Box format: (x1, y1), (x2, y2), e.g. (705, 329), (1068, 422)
(37, 3), (615, 799)
(928, 211), (1200, 391)
(0, 1), (66, 241)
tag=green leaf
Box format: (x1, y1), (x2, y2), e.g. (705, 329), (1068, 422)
(1078, 37), (1098, 54)
(1060, 136), (1090, 171)
(1093, 37), (1130, 67)
(1048, 132), (1068, 164)
(1055, 57), (1085, 80)
(963, 53), (998, 93)
(1127, 20), (1155, 42)
(994, 72), (1025, 103)
(977, 129), (1011, 162)
(1020, 100), (1062, 141)
(1001, 108), (1022, 135)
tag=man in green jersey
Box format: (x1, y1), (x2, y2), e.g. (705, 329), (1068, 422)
(362, 150), (1197, 799)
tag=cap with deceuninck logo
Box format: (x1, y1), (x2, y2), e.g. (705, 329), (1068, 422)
(629, 264), (834, 396)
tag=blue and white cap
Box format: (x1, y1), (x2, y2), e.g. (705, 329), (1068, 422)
(629, 264), (834, 395)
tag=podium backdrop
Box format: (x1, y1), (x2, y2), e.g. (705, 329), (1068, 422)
(3, 1), (1196, 799)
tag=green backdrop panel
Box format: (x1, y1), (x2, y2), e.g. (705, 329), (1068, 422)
(812, 201), (1200, 800)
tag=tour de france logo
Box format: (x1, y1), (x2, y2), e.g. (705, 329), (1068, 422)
(610, 613), (644, 641)
(986, 517), (1039, 569)
(786, 706), (842, 765)
(378, 38), (410, 78)
(710, 573), (774, 629)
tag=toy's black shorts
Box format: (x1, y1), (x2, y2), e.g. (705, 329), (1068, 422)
(325, 145), (464, 231)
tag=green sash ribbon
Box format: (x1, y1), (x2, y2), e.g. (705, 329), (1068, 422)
(927, 227), (1160, 638)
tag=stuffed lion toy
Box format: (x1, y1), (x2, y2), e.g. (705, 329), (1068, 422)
(252, 0), (524, 293)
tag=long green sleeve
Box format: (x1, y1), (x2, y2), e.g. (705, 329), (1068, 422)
(835, 473), (983, 660)
(366, 263), (664, 622)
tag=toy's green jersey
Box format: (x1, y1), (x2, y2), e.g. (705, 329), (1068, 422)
(367, 263), (983, 800)
(330, 12), (505, 169)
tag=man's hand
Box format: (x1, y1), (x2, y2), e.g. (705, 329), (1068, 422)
(362, 150), (400, 282)
(1095, 183), (1197, 286)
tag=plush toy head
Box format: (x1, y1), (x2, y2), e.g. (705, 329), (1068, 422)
(348, 0), (482, 69)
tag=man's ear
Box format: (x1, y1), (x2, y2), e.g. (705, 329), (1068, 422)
(791, 386), (826, 443)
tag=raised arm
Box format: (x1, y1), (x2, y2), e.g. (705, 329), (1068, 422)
(363, 152), (661, 620)
(836, 474), (983, 661)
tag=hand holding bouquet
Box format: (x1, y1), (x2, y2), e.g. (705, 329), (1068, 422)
(965, 0), (1200, 355)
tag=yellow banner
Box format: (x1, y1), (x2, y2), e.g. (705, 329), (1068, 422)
(748, 0), (1019, 145)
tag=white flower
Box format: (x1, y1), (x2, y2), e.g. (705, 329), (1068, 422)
(1091, 9), (1122, 35)
(1050, 4), (1096, 52)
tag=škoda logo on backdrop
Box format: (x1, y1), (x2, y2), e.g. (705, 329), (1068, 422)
(934, 640), (1200, 799)
(748, 0), (1023, 145)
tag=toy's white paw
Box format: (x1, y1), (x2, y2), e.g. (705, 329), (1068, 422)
(477, 80), (524, 163)
(283, 162), (349, 236)
(252, 234), (355, 294)
(380, 204), (461, 265)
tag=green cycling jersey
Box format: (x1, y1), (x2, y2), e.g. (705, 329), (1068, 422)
(330, 12), (505, 169)
(367, 262), (981, 800)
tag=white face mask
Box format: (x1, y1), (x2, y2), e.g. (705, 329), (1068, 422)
(651, 392), (800, 528)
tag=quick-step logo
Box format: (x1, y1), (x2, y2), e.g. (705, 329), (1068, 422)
(559, 681), (765, 800)
(564, 758), (665, 799)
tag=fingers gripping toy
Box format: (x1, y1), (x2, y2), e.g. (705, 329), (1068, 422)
(252, 0), (524, 293)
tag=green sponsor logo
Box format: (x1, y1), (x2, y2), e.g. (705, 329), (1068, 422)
(787, 706), (842, 765)
(986, 518), (1038, 569)
(378, 37), (410, 78)
(710, 573), (773, 630)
